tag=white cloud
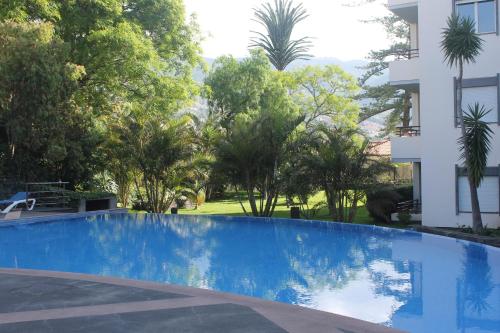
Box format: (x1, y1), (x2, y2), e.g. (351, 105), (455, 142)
(184, 0), (392, 61)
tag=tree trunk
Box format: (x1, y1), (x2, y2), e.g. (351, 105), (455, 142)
(245, 171), (258, 216)
(236, 187), (250, 216)
(456, 60), (483, 233)
(402, 91), (411, 127)
(348, 191), (361, 223)
(270, 192), (279, 216)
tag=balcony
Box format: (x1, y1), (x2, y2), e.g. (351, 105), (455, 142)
(388, 0), (418, 23)
(389, 51), (420, 91)
(391, 199), (422, 222)
(391, 127), (421, 162)
(393, 48), (419, 60)
(396, 126), (421, 137)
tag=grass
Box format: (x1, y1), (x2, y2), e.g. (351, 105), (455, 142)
(177, 191), (409, 228)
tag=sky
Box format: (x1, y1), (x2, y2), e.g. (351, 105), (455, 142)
(184, 0), (392, 61)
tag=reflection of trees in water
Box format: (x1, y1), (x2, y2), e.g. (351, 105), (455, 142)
(0, 215), (421, 312)
(457, 243), (493, 331)
(205, 220), (420, 308)
(87, 214), (216, 285)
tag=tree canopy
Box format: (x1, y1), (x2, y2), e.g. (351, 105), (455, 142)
(0, 21), (96, 184)
(0, 0), (202, 187)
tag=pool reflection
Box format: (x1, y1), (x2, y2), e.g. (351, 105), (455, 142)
(0, 213), (498, 333)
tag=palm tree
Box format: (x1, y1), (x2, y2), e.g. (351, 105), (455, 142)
(459, 103), (494, 191)
(441, 15), (484, 232)
(250, 0), (312, 71)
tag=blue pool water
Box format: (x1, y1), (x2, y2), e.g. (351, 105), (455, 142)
(0, 213), (499, 333)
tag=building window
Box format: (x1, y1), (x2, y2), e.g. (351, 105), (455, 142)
(456, 167), (500, 214)
(462, 86), (498, 122)
(456, 0), (497, 34)
(455, 75), (500, 125)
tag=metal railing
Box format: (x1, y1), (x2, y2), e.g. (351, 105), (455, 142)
(393, 48), (419, 60)
(396, 126), (421, 137)
(25, 182), (71, 211)
(396, 199), (422, 214)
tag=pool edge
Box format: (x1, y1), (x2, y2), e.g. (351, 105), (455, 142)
(0, 268), (405, 333)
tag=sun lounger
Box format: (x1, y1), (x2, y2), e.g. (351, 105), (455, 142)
(0, 192), (36, 214)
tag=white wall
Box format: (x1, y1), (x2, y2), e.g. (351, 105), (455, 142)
(419, 0), (500, 228)
(391, 136), (421, 162)
(389, 57), (420, 83)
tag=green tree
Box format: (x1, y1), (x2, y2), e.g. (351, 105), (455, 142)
(358, 13), (412, 134)
(250, 0), (312, 71)
(1, 1), (202, 110)
(0, 21), (99, 185)
(117, 110), (194, 213)
(216, 79), (302, 217)
(300, 126), (389, 222)
(206, 54), (303, 216)
(441, 15), (485, 232)
(103, 115), (136, 207)
(204, 51), (271, 129)
(181, 116), (220, 208)
(1, 0), (202, 189)
(289, 65), (360, 128)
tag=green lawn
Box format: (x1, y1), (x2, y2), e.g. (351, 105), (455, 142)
(177, 192), (383, 226)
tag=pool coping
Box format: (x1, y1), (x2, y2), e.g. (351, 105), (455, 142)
(0, 208), (129, 227)
(0, 268), (404, 333)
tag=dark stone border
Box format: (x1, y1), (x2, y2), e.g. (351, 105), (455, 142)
(412, 225), (500, 248)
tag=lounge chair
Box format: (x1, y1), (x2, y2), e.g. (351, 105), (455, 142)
(0, 192), (36, 214)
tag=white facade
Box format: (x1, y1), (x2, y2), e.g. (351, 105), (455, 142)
(388, 0), (500, 228)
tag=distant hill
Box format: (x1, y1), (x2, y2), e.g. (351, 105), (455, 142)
(287, 57), (367, 77)
(194, 56), (387, 85)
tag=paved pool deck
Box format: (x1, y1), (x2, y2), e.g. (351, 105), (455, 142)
(0, 269), (404, 333)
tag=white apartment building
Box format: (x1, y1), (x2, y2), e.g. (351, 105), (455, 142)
(388, 0), (500, 228)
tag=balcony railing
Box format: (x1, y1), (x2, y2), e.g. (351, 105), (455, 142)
(393, 48), (419, 60)
(396, 199), (422, 214)
(396, 126), (421, 137)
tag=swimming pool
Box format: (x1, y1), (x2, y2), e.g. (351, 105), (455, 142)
(0, 213), (498, 333)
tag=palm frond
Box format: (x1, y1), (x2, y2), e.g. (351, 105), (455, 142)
(441, 14), (483, 67)
(250, 0), (312, 71)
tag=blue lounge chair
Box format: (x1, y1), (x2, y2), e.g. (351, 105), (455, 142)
(0, 192), (36, 214)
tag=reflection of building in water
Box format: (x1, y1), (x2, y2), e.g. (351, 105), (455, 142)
(456, 244), (500, 333)
(392, 233), (500, 333)
(394, 262), (423, 318)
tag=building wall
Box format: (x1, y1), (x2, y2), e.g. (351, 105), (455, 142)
(419, 0), (500, 227)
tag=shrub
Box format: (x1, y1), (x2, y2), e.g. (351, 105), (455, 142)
(175, 196), (188, 209)
(397, 212), (412, 224)
(366, 185), (413, 224)
(131, 200), (149, 211)
(394, 185), (413, 202)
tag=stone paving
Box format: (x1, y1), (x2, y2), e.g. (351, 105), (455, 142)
(0, 269), (405, 333)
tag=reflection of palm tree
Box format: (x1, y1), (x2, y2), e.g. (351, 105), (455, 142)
(459, 244), (493, 317)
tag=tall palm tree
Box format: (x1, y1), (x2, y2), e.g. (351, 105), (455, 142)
(441, 15), (484, 232)
(250, 0), (312, 71)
